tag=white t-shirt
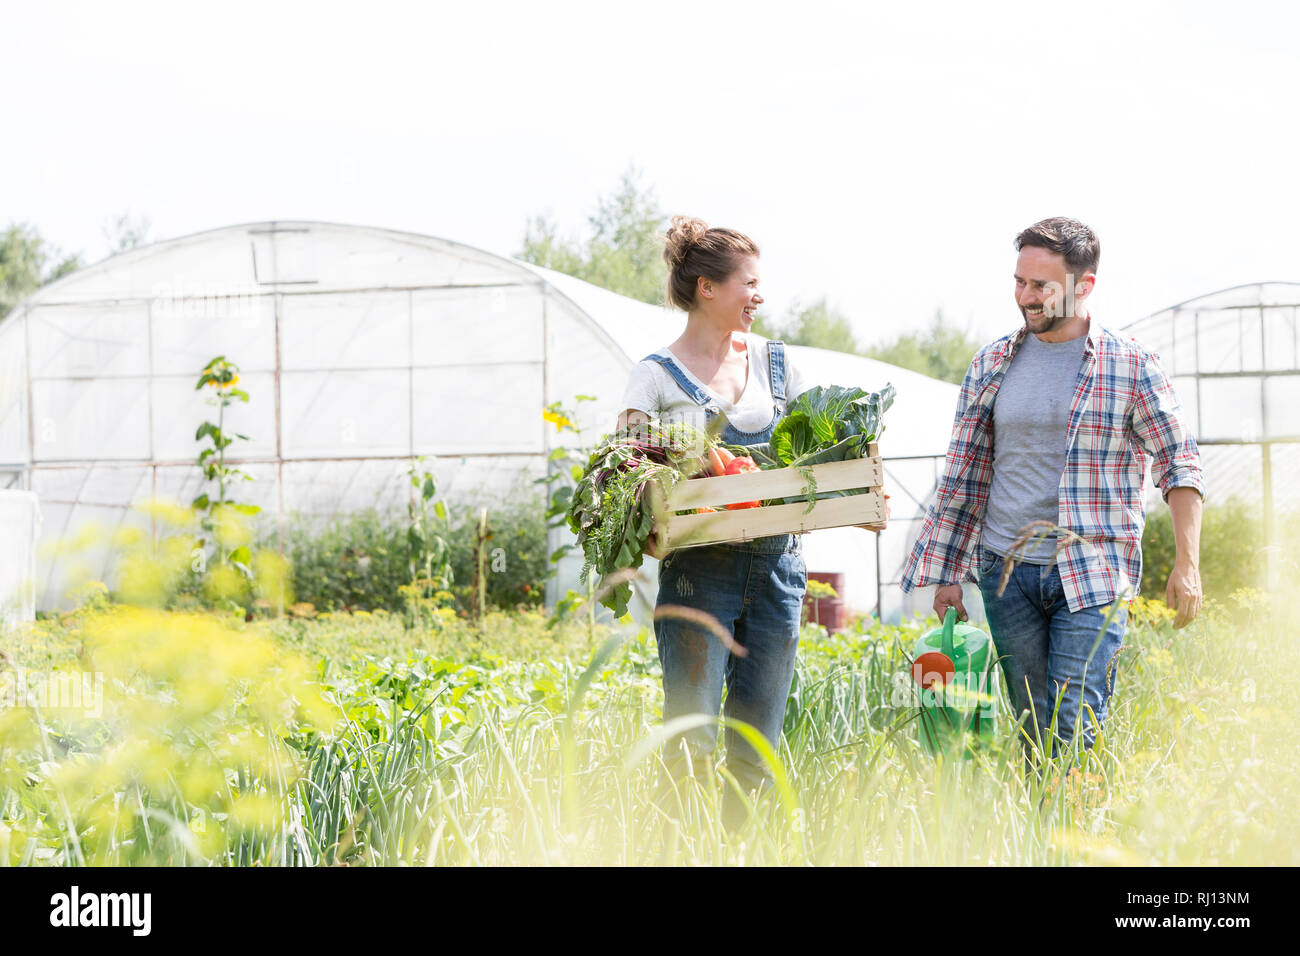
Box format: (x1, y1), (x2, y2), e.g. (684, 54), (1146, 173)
(620, 333), (808, 433)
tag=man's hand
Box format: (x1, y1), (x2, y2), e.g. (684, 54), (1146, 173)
(1165, 560), (1202, 629)
(933, 583), (968, 622)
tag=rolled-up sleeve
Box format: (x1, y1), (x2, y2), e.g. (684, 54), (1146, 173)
(1129, 350), (1205, 502)
(901, 355), (989, 591)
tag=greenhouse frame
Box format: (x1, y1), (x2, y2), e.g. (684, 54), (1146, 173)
(1123, 282), (1300, 587)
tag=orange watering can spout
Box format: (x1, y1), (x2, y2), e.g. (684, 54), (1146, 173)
(913, 606), (960, 688)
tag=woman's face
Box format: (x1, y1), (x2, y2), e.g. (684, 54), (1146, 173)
(701, 255), (763, 331)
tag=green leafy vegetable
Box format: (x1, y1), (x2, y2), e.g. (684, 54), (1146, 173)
(754, 383), (896, 507)
(769, 384), (896, 467)
(565, 421), (708, 616)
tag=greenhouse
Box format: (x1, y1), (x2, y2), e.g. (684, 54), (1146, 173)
(1123, 282), (1300, 586)
(0, 221), (960, 621)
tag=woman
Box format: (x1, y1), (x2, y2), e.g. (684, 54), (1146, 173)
(615, 216), (811, 830)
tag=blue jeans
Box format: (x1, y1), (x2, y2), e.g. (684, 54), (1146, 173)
(654, 533), (806, 826)
(977, 550), (1127, 758)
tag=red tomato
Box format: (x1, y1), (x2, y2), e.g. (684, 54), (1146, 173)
(723, 456), (761, 509)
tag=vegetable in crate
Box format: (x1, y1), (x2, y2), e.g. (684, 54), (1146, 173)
(733, 383), (895, 508)
(723, 456), (761, 509)
(769, 383), (895, 465)
(565, 420), (709, 617)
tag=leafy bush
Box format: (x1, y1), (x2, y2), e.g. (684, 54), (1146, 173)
(1140, 496), (1293, 601)
(273, 497), (552, 614)
(274, 511), (410, 613)
(447, 498), (553, 611)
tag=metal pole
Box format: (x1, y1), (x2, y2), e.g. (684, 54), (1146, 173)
(477, 506), (488, 625)
(875, 523), (882, 621)
(1261, 441), (1275, 591)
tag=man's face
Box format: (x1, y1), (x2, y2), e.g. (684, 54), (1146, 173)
(1014, 246), (1091, 334)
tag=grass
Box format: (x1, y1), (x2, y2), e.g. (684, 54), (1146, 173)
(0, 586), (1295, 866)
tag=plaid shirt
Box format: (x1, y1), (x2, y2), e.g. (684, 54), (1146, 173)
(901, 320), (1204, 612)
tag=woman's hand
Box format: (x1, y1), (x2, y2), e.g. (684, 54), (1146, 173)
(617, 408), (650, 433)
(645, 527), (667, 560)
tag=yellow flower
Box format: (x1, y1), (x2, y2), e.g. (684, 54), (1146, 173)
(542, 409), (574, 432)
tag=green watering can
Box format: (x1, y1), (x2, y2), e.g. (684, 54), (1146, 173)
(911, 607), (996, 756)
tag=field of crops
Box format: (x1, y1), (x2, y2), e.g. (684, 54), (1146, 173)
(1, 587), (1294, 866)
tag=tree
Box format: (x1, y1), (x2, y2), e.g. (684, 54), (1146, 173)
(864, 310), (982, 384)
(753, 298), (860, 354)
(520, 167), (668, 305)
(0, 224), (81, 319)
(103, 212), (151, 254)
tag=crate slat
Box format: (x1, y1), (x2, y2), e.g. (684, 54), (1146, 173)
(661, 491), (886, 550)
(667, 456), (882, 510)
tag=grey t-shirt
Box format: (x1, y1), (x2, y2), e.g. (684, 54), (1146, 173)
(981, 332), (1087, 564)
(620, 333), (808, 433)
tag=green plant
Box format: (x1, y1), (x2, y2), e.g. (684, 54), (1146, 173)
(402, 458), (455, 629)
(802, 577), (839, 628)
(539, 396), (597, 548)
(565, 420), (708, 617)
(538, 397), (601, 628)
(275, 500), (552, 617)
(8, 589), (1296, 866)
(1140, 496), (1276, 602)
(276, 511), (410, 614)
(765, 383), (896, 468)
(448, 498), (552, 612)
(192, 356), (260, 589)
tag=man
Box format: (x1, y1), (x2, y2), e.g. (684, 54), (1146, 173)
(901, 217), (1204, 758)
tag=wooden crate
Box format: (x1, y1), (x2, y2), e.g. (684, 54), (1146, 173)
(653, 443), (885, 550)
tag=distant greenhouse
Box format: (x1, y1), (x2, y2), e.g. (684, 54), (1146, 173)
(0, 221), (960, 619)
(1123, 283), (1300, 497)
(1124, 282), (1300, 586)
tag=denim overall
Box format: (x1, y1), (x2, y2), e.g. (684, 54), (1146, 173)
(643, 341), (806, 829)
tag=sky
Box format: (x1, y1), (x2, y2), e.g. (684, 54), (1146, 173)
(3, 0), (1299, 345)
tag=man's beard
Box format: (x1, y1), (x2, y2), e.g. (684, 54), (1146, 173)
(1020, 305), (1072, 334)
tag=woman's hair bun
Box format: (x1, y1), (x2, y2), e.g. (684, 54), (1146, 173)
(661, 216), (759, 311)
(663, 216), (710, 268)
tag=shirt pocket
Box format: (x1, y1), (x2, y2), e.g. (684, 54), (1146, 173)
(1075, 381), (1134, 455)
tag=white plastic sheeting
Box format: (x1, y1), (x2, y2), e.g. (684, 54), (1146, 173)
(1124, 282), (1300, 511)
(0, 491), (40, 626)
(0, 221), (961, 617)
